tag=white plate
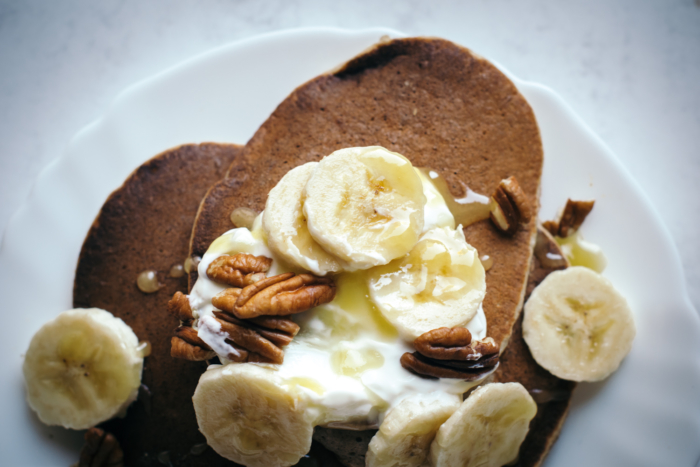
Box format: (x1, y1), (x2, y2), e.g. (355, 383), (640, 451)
(1, 27), (699, 466)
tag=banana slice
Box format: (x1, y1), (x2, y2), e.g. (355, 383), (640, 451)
(263, 161), (348, 275)
(366, 392), (460, 467)
(368, 226), (486, 340)
(429, 382), (537, 467)
(193, 364), (318, 467)
(303, 146), (426, 270)
(22, 308), (144, 430)
(522, 266), (635, 382)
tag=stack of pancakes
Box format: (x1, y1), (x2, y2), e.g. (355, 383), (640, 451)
(73, 38), (574, 467)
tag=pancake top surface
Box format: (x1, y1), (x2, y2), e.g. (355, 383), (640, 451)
(73, 143), (240, 466)
(193, 37), (543, 350)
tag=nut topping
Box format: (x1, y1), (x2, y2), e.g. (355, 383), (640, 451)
(213, 317), (285, 364)
(206, 253), (272, 288)
(231, 272), (336, 319)
(489, 176), (531, 235)
(543, 199), (595, 238)
(214, 311), (297, 347)
(211, 287), (242, 313)
(78, 428), (124, 467)
(171, 336), (216, 361)
(169, 255), (332, 364)
(401, 327), (499, 380)
(168, 291), (194, 325)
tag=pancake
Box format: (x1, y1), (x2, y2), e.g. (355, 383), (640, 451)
(188, 37), (544, 465)
(73, 143), (240, 466)
(191, 37), (543, 351)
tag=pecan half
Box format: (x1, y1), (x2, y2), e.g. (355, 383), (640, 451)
(214, 318), (284, 363)
(211, 287), (242, 313)
(232, 273), (336, 319)
(490, 176), (531, 235)
(78, 427), (124, 467)
(400, 352), (497, 380)
(543, 199), (595, 238)
(402, 327), (499, 380)
(214, 311), (298, 347)
(206, 253), (272, 287)
(170, 336), (215, 361)
(168, 291), (193, 325)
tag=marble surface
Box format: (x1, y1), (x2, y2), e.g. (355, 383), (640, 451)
(0, 0), (698, 318)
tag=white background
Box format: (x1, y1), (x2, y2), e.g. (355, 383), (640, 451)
(0, 1), (698, 310)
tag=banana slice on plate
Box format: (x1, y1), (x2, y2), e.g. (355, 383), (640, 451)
(193, 363), (318, 467)
(366, 392), (460, 467)
(430, 382), (537, 467)
(22, 308), (144, 430)
(368, 226), (486, 340)
(303, 146), (426, 270)
(522, 266), (636, 382)
(263, 161), (348, 275)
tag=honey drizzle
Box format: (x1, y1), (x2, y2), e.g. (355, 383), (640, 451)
(137, 341), (152, 358)
(184, 255), (202, 274)
(169, 263), (185, 278)
(230, 207), (259, 229)
(555, 231), (607, 273)
(418, 168), (493, 227)
(136, 270), (161, 293)
(479, 255), (494, 271)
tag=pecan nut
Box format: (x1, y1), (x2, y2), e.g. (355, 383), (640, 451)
(206, 253), (272, 287)
(168, 291), (194, 325)
(402, 327), (500, 380)
(170, 336), (216, 361)
(400, 352), (497, 380)
(490, 176), (531, 235)
(543, 199), (595, 238)
(78, 427), (124, 467)
(214, 311), (298, 347)
(214, 317), (284, 364)
(231, 272), (336, 319)
(211, 287), (242, 313)
(414, 327), (498, 360)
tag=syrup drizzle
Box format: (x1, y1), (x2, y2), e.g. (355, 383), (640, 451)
(418, 168), (493, 228)
(230, 207), (259, 229)
(479, 255), (494, 271)
(136, 270), (161, 293)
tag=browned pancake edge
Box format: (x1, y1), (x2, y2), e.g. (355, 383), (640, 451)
(492, 226), (575, 467)
(73, 143), (241, 467)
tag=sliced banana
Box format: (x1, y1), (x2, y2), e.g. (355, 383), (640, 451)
(193, 364), (318, 467)
(303, 146), (426, 270)
(429, 382), (537, 467)
(366, 392), (460, 467)
(368, 226), (486, 340)
(263, 161), (348, 275)
(22, 308), (144, 430)
(522, 266), (635, 382)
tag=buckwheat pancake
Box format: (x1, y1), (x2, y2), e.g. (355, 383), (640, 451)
(73, 143), (240, 466)
(191, 37), (543, 352)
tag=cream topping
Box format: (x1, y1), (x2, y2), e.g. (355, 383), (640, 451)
(189, 175), (491, 424)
